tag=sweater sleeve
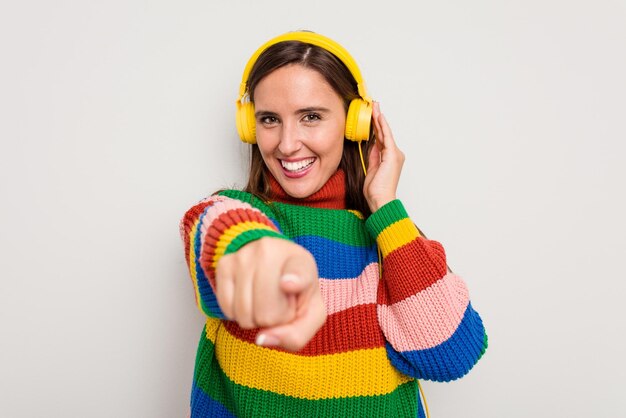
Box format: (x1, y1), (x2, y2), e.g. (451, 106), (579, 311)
(179, 194), (286, 319)
(365, 199), (488, 382)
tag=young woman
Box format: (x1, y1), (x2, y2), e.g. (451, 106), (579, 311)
(180, 31), (488, 418)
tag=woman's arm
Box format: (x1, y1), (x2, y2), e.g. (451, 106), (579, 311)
(363, 103), (487, 381)
(180, 193), (327, 351)
(366, 200), (488, 382)
(179, 195), (285, 319)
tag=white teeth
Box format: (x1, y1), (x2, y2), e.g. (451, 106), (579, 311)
(281, 158), (315, 172)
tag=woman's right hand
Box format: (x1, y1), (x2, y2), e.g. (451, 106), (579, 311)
(215, 237), (327, 352)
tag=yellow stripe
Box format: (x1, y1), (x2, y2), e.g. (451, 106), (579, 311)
(377, 218), (420, 258)
(348, 209), (364, 219)
(211, 221), (277, 268)
(210, 325), (411, 399)
(187, 220), (203, 314)
(205, 317), (221, 341)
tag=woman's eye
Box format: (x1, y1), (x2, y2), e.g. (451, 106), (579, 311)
(260, 116), (278, 125)
(303, 113), (321, 123)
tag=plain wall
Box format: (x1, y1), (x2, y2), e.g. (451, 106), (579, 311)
(1, 1), (625, 417)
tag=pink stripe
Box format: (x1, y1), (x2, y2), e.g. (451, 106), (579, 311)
(198, 196), (255, 251)
(377, 273), (470, 351)
(318, 263), (379, 315)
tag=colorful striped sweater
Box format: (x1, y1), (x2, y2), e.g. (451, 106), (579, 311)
(179, 169), (488, 417)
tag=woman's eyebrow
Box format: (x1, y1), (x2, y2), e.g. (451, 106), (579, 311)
(255, 107), (331, 118)
(295, 106), (330, 114)
(254, 110), (278, 118)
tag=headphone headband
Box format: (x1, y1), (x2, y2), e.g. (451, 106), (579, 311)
(237, 31), (371, 103)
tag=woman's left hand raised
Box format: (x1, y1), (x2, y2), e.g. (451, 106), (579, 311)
(363, 102), (405, 213)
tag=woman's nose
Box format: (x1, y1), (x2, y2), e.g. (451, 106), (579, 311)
(277, 121), (303, 155)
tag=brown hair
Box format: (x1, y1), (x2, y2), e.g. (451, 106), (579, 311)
(242, 40), (375, 217)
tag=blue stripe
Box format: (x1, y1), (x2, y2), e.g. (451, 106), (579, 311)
(293, 235), (378, 279)
(385, 303), (487, 382)
(193, 210), (225, 319)
(417, 387), (426, 418)
(269, 218), (283, 232)
(191, 382), (236, 418)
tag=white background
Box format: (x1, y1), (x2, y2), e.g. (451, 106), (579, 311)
(1, 1), (625, 417)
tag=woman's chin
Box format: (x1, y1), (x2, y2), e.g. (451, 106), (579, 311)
(281, 182), (316, 199)
(273, 164), (319, 198)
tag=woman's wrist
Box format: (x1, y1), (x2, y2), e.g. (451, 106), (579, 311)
(368, 196), (397, 213)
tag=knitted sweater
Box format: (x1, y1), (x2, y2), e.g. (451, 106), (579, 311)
(179, 169), (488, 418)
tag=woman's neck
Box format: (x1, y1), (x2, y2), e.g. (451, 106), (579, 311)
(267, 169), (346, 209)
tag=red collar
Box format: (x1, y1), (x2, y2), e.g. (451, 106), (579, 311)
(268, 169), (346, 209)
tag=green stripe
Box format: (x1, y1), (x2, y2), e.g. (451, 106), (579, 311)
(193, 330), (418, 417)
(480, 332), (489, 357)
(218, 190), (374, 247)
(271, 204), (373, 246)
(365, 200), (408, 238)
(224, 229), (287, 256)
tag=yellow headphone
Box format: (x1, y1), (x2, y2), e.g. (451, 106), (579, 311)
(235, 31), (373, 145)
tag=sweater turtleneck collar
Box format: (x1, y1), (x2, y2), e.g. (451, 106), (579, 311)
(267, 168), (346, 210)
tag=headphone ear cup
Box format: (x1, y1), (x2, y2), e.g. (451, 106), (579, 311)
(345, 99), (372, 142)
(236, 101), (257, 144)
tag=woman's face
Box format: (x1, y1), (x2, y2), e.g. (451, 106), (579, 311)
(253, 64), (346, 199)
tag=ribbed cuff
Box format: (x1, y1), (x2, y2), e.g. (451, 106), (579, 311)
(365, 199), (409, 237)
(365, 200), (420, 257)
(223, 229), (288, 256)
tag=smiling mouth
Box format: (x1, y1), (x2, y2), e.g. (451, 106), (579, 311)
(280, 158), (316, 173)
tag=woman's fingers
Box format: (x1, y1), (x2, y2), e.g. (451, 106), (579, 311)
(256, 287), (327, 352)
(379, 113), (397, 150)
(215, 238), (326, 348)
(233, 268), (255, 329)
(372, 102), (384, 146)
(215, 238), (317, 331)
(372, 102), (403, 158)
(279, 250), (316, 293)
(367, 139), (381, 173)
(253, 242), (296, 327)
(373, 102), (398, 152)
(366, 102), (383, 174)
(279, 246), (319, 296)
(256, 251), (326, 352)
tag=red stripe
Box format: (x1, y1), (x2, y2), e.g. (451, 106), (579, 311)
(180, 200), (215, 268)
(222, 303), (385, 356)
(377, 238), (448, 305)
(199, 208), (279, 283)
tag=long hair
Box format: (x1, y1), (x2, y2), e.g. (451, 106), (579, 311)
(243, 40), (375, 217)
